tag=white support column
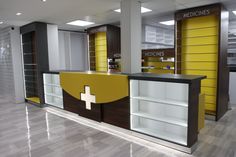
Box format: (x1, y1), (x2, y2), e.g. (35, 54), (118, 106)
(120, 0), (142, 73)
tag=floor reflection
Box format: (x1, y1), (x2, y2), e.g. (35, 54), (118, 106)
(25, 105), (32, 157)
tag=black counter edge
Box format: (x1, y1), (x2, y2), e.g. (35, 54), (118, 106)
(128, 75), (206, 84)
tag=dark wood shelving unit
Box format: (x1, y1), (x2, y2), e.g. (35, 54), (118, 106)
(21, 22), (50, 105)
(22, 32), (39, 102)
(87, 25), (121, 72)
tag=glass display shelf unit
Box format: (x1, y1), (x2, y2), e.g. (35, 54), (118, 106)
(130, 79), (189, 145)
(43, 73), (63, 109)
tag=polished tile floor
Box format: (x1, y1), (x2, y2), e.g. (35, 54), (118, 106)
(0, 98), (236, 157)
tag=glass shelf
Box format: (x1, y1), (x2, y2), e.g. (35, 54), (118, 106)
(131, 112), (187, 127)
(131, 96), (188, 107)
(131, 115), (187, 145)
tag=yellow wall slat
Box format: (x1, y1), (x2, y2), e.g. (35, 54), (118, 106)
(182, 15), (219, 30)
(201, 87), (217, 96)
(182, 62), (217, 70)
(201, 79), (217, 88)
(205, 95), (216, 104)
(182, 70), (217, 79)
(182, 45), (218, 54)
(182, 36), (218, 46)
(95, 32), (107, 71)
(205, 103), (216, 112)
(182, 27), (218, 38)
(182, 54), (218, 62)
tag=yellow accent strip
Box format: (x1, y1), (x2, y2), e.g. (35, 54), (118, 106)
(26, 97), (40, 104)
(198, 93), (205, 131)
(60, 72), (128, 103)
(95, 32), (107, 71)
(143, 69), (174, 74)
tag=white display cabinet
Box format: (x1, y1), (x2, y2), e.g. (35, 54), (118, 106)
(43, 73), (63, 109)
(130, 80), (189, 145)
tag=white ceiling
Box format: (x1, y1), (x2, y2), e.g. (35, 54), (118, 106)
(0, 0), (236, 30)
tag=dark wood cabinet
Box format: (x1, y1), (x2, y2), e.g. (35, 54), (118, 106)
(21, 22), (49, 106)
(87, 25), (120, 71)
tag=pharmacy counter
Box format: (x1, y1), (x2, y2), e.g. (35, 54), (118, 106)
(43, 71), (205, 153)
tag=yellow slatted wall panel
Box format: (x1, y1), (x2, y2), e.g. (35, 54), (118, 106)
(95, 32), (108, 71)
(181, 15), (219, 113)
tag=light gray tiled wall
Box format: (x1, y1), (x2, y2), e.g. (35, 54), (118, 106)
(0, 28), (15, 100)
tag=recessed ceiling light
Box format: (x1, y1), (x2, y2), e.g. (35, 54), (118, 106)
(159, 20), (175, 26)
(114, 7), (152, 13)
(67, 20), (95, 26)
(0, 21), (3, 24)
(41, 0), (46, 2)
(16, 12), (22, 16)
(233, 11), (236, 15)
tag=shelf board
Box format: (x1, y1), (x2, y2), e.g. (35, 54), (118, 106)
(131, 96), (188, 108)
(132, 126), (187, 145)
(131, 112), (187, 127)
(45, 93), (63, 99)
(25, 80), (37, 83)
(24, 64), (37, 65)
(142, 41), (174, 46)
(24, 69), (36, 71)
(45, 101), (63, 109)
(44, 83), (61, 87)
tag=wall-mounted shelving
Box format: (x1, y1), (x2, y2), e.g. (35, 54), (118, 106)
(43, 73), (63, 109)
(142, 48), (175, 74)
(228, 30), (236, 67)
(142, 25), (174, 50)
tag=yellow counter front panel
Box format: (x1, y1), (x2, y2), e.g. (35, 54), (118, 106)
(60, 72), (128, 103)
(181, 15), (219, 113)
(95, 32), (108, 71)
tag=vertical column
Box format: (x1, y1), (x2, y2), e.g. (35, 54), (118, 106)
(120, 0), (142, 73)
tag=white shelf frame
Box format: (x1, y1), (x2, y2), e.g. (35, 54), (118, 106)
(43, 73), (64, 109)
(131, 112), (188, 127)
(130, 79), (189, 146)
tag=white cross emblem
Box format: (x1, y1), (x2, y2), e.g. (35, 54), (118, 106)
(80, 86), (96, 110)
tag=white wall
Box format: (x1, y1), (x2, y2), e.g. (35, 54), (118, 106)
(0, 27), (24, 103)
(47, 24), (60, 70)
(229, 72), (236, 105)
(58, 31), (88, 71)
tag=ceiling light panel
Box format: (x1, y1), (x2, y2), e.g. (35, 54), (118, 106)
(114, 7), (152, 13)
(67, 20), (95, 26)
(159, 20), (175, 25)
